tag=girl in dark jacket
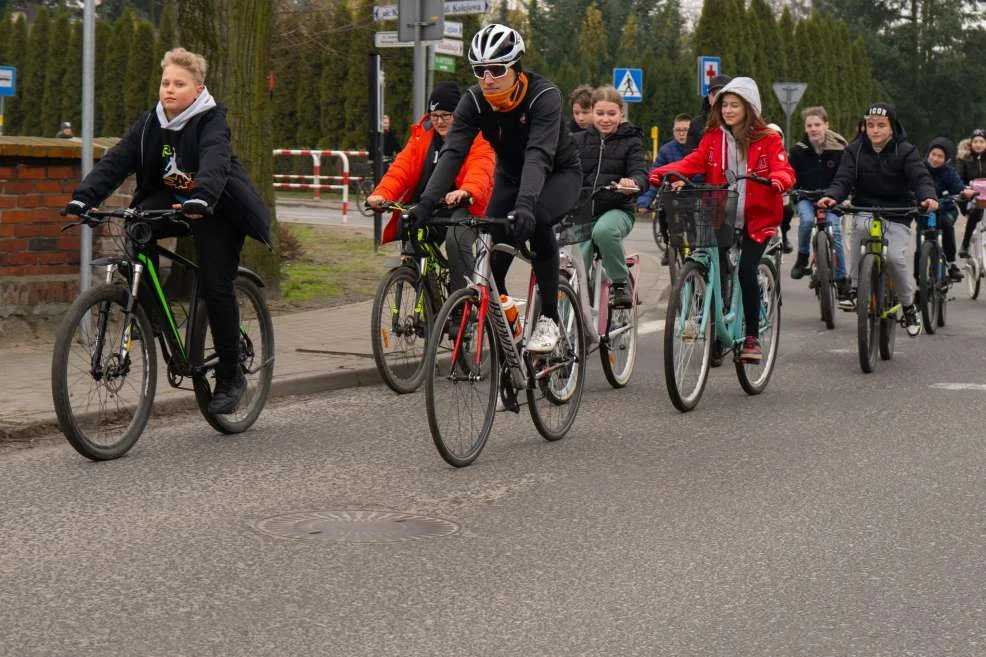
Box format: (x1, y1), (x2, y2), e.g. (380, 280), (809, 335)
(571, 86), (649, 308)
(66, 47), (270, 415)
(957, 128), (986, 256)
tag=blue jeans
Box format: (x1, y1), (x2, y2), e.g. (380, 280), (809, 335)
(797, 200), (847, 279)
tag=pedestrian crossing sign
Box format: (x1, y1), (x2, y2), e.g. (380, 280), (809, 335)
(613, 68), (643, 103)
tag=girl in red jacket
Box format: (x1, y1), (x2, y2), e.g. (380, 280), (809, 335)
(367, 81), (495, 292)
(649, 77), (795, 362)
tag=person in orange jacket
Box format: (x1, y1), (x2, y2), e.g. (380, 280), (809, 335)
(367, 81), (496, 291)
(649, 77), (795, 362)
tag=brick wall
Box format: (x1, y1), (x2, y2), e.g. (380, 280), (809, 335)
(0, 137), (130, 340)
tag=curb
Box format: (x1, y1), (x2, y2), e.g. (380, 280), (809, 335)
(0, 364), (384, 445)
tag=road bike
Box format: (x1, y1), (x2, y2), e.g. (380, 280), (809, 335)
(661, 172), (782, 412)
(840, 204), (922, 373)
(369, 201), (452, 393)
(557, 184), (641, 388)
(423, 215), (587, 467)
(915, 204), (951, 333)
(51, 208), (274, 460)
(793, 189), (840, 329)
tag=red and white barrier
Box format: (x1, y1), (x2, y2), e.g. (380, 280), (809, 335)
(273, 149), (352, 220)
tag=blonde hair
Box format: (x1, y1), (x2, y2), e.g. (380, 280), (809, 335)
(161, 48), (208, 85)
(802, 106), (828, 122)
(591, 85), (625, 110)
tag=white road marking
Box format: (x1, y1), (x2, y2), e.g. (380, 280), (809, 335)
(929, 383), (986, 391)
(639, 320), (665, 335)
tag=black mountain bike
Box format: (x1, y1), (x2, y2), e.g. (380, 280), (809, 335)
(51, 208), (275, 460)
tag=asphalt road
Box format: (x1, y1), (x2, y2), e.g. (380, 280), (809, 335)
(3, 249), (986, 656)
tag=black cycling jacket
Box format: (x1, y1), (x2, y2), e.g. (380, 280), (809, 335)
(416, 71), (580, 219)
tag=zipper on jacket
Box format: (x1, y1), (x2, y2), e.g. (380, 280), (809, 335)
(591, 136), (606, 216)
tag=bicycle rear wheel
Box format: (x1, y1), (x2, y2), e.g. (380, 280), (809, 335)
(191, 275), (275, 434)
(528, 280), (586, 441)
(600, 268), (638, 388)
(425, 288), (498, 467)
(664, 261), (712, 412)
(371, 266), (433, 393)
(856, 255), (880, 373)
(51, 285), (157, 460)
(736, 258), (781, 395)
(652, 213), (667, 253)
(813, 230), (835, 329)
(918, 240), (939, 334)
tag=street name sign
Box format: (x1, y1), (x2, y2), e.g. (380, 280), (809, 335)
(434, 38), (464, 57)
(444, 0), (490, 14)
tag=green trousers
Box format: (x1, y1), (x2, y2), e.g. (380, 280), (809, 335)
(580, 208), (634, 285)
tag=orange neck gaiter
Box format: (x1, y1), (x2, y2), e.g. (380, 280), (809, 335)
(483, 73), (528, 113)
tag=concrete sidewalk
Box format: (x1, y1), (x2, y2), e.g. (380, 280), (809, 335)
(0, 227), (670, 442)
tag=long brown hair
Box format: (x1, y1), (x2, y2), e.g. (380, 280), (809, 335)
(705, 92), (768, 158)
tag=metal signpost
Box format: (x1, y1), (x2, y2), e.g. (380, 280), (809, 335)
(772, 82), (808, 148)
(697, 55), (721, 97)
(398, 0), (444, 119)
(0, 66), (15, 137)
(80, 0), (96, 291)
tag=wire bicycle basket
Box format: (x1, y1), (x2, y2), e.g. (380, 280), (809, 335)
(662, 186), (737, 249)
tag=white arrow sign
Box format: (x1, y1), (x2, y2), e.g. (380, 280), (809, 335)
(444, 20), (463, 38)
(375, 31), (411, 48)
(373, 4), (398, 21)
(433, 38), (464, 56)
(444, 0), (490, 15)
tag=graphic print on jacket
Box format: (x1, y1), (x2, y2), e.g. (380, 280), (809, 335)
(161, 144), (194, 194)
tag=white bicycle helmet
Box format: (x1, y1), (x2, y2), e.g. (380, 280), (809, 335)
(468, 24), (525, 65)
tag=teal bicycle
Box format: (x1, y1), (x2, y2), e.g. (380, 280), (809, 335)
(662, 172), (782, 412)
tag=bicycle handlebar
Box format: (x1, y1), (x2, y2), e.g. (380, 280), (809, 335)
(834, 204), (924, 218)
(60, 207), (189, 233)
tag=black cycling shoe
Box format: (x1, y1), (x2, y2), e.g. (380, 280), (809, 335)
(948, 263), (964, 281)
(208, 370), (247, 415)
(610, 283), (633, 309)
(836, 277), (852, 299)
(660, 250), (670, 266)
(790, 253), (810, 279)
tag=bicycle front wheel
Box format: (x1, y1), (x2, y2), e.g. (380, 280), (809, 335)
(356, 179), (376, 217)
(856, 255), (880, 373)
(600, 269), (638, 388)
(652, 214), (667, 253)
(51, 285), (157, 460)
(918, 240), (939, 334)
(527, 280), (587, 441)
(424, 288), (498, 467)
(813, 230), (835, 329)
(371, 266), (433, 393)
(191, 275), (275, 434)
(664, 261), (712, 412)
(736, 258), (781, 395)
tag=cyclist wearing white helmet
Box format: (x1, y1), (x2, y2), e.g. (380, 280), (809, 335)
(411, 23), (582, 353)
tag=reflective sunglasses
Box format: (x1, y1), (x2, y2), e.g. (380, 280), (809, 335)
(472, 63), (512, 79)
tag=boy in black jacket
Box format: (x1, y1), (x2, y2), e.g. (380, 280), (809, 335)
(819, 102), (938, 337)
(66, 48), (270, 414)
(919, 138), (976, 281)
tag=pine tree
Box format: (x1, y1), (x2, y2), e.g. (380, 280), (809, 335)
(777, 7), (797, 81)
(20, 6), (51, 135)
(747, 0), (782, 122)
(293, 11), (324, 149)
(100, 9), (133, 136)
(0, 13), (10, 65)
(318, 0), (352, 149)
(341, 0), (374, 150)
(272, 7), (301, 148)
(124, 20), (156, 123)
(577, 3), (608, 85)
(693, 0), (734, 74)
(41, 11), (70, 136)
(94, 18), (111, 136)
(59, 18), (84, 135)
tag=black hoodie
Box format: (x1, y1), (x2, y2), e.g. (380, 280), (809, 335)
(823, 103), (935, 223)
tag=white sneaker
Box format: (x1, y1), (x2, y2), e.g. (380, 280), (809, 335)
(526, 316), (560, 353)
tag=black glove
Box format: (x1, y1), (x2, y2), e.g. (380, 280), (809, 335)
(63, 200), (87, 217)
(180, 198), (211, 217)
(508, 208), (535, 242)
(402, 205), (429, 236)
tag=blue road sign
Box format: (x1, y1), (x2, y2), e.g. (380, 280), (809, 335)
(0, 67), (16, 97)
(613, 68), (643, 103)
(697, 56), (721, 97)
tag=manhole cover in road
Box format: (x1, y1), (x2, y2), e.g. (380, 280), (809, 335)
(253, 510), (459, 543)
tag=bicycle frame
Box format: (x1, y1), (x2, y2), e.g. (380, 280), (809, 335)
(861, 215), (902, 320)
(680, 243), (749, 351)
(560, 244), (639, 343)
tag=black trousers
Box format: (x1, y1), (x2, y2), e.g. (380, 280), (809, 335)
(962, 207), (983, 249)
(485, 167), (582, 320)
(144, 211), (245, 378)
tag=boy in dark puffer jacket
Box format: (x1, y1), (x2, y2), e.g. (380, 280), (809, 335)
(918, 138), (976, 281)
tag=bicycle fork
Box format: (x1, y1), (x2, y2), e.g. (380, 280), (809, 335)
(91, 262), (143, 380)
